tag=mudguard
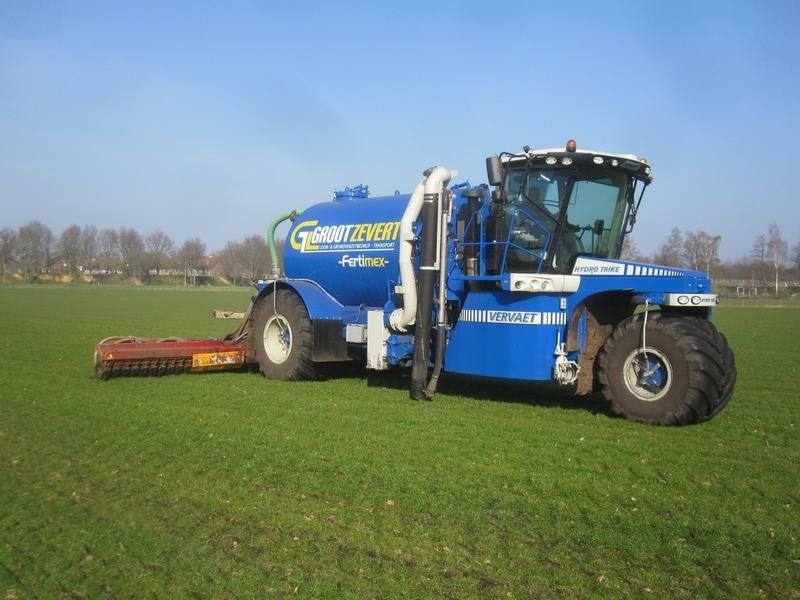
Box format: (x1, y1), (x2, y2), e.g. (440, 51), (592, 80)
(255, 278), (349, 362)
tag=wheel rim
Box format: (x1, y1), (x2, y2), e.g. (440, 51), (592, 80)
(263, 314), (292, 364)
(622, 347), (673, 402)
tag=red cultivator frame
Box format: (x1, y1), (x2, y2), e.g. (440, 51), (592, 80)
(93, 336), (251, 379)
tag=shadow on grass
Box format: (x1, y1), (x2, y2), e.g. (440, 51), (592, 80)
(442, 376), (614, 417)
(334, 365), (617, 419)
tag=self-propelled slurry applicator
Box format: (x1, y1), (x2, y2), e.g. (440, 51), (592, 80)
(95, 141), (735, 425)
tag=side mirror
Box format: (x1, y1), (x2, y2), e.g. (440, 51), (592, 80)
(486, 156), (503, 187)
(593, 219), (605, 237)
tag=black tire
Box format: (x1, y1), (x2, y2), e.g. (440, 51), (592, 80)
(251, 289), (315, 381)
(597, 312), (735, 425)
(694, 318), (736, 421)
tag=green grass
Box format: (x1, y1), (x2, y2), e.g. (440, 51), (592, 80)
(0, 286), (797, 598)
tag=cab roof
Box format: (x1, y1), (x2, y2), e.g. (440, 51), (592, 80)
(502, 147), (641, 162)
(499, 142), (652, 184)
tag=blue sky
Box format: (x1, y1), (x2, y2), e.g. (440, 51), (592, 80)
(1, 0), (798, 259)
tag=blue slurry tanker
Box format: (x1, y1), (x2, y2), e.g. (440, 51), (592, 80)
(95, 141), (735, 425)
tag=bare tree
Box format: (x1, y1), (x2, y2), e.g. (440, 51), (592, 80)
(98, 228), (119, 274)
(0, 227), (17, 282)
(215, 241), (243, 285)
(766, 223), (788, 297)
(683, 230), (721, 276)
(81, 225), (98, 272)
(17, 221), (53, 279)
(214, 235), (278, 285)
(57, 224), (82, 277)
(653, 227), (684, 267)
(620, 236), (647, 262)
(145, 230), (174, 277)
(749, 234), (767, 283)
(237, 235), (271, 281)
(118, 228), (145, 279)
(714, 257), (749, 282)
(179, 238), (206, 286)
(792, 240), (800, 272)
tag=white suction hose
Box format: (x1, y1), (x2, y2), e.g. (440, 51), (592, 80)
(389, 166), (458, 332)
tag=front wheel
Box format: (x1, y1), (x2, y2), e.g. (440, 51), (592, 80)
(251, 289), (315, 380)
(597, 312), (735, 425)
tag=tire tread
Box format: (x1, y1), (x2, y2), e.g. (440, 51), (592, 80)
(597, 312), (735, 425)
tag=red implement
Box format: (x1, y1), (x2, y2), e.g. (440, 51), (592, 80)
(94, 336), (250, 379)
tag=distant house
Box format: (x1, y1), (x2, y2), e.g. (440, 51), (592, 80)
(47, 256), (68, 276)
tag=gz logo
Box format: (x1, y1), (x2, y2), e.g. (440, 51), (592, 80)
(290, 220), (401, 252)
(338, 255), (389, 268)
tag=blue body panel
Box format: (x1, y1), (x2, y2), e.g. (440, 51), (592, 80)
(445, 292), (565, 380)
(283, 194), (409, 307)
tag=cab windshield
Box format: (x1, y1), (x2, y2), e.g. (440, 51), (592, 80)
(503, 167), (629, 273)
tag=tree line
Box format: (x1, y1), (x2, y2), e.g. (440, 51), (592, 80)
(622, 223), (800, 295)
(2, 220), (798, 293)
(0, 221), (281, 286)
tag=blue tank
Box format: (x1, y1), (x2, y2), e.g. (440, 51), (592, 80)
(283, 191), (410, 307)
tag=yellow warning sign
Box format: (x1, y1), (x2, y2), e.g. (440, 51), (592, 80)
(191, 351), (245, 368)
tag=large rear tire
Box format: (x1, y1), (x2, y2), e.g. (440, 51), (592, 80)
(252, 289), (315, 381)
(597, 312), (735, 425)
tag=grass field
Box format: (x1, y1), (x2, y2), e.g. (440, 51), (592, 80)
(1, 286), (798, 598)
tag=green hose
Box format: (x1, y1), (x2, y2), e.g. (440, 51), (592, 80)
(267, 209), (302, 278)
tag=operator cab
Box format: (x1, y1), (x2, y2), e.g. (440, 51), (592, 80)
(485, 141), (652, 275)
